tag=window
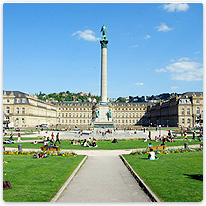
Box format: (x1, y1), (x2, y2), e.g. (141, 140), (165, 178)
(136, 113), (138, 117)
(73, 113), (75, 117)
(16, 108), (19, 114)
(197, 100), (200, 103)
(80, 113), (82, 117)
(187, 108), (190, 115)
(22, 118), (25, 124)
(66, 113), (68, 117)
(140, 113), (142, 117)
(22, 108), (25, 114)
(69, 120), (71, 123)
(62, 120), (64, 123)
(182, 108), (185, 115)
(122, 120), (124, 123)
(73, 120), (75, 123)
(125, 113), (127, 117)
(129, 113), (131, 117)
(6, 107), (10, 115)
(16, 118), (19, 124)
(133, 113), (135, 117)
(69, 113), (71, 117)
(187, 119), (190, 124)
(122, 113), (124, 117)
(22, 99), (26, 103)
(62, 113), (64, 117)
(76, 113), (78, 117)
(197, 107), (200, 115)
(126, 120), (128, 123)
(182, 119), (185, 124)
(7, 99), (9, 102)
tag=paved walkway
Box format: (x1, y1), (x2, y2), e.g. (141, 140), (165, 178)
(57, 155), (151, 202)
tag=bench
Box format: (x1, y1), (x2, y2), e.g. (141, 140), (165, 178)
(41, 146), (60, 152)
(148, 145), (167, 151)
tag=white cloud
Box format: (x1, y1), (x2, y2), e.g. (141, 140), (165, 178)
(163, 3), (190, 12)
(144, 35), (151, 39)
(155, 22), (173, 32)
(195, 51), (201, 54)
(155, 68), (167, 73)
(166, 61), (202, 73)
(135, 83), (144, 86)
(155, 60), (203, 81)
(72, 30), (99, 41)
(177, 57), (190, 62)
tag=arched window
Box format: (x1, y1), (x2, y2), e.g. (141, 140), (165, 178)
(187, 108), (190, 115)
(6, 107), (10, 115)
(16, 108), (19, 114)
(182, 108), (184, 115)
(22, 108), (25, 114)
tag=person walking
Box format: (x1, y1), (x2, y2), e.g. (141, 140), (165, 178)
(55, 132), (61, 145)
(192, 131), (196, 140)
(51, 132), (54, 142)
(9, 132), (14, 141)
(148, 130), (151, 140)
(17, 133), (21, 142)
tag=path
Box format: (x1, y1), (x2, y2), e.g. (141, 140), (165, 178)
(57, 155), (151, 202)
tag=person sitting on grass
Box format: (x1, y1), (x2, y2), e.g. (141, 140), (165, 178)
(76, 139), (81, 145)
(148, 149), (158, 160)
(32, 140), (39, 144)
(33, 153), (47, 159)
(147, 142), (153, 150)
(91, 138), (98, 147)
(112, 138), (118, 143)
(71, 139), (76, 145)
(83, 139), (90, 147)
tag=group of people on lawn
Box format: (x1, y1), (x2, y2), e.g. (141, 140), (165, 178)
(71, 138), (98, 147)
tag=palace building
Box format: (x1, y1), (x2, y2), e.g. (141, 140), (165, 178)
(3, 90), (203, 129)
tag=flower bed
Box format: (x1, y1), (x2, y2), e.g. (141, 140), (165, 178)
(3, 150), (77, 157)
(130, 147), (203, 156)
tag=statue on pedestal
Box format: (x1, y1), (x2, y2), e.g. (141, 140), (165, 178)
(100, 25), (108, 48)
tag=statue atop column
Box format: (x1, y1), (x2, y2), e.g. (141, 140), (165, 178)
(100, 25), (108, 48)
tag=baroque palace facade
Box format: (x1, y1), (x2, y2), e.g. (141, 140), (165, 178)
(3, 90), (203, 129)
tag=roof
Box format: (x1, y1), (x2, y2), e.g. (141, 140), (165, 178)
(3, 91), (28, 98)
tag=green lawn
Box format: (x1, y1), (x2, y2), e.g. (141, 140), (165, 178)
(4, 139), (202, 150)
(3, 154), (85, 202)
(123, 151), (203, 202)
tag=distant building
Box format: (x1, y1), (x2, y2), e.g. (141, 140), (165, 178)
(3, 90), (203, 129)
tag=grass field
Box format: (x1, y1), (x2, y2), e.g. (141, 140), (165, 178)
(3, 139), (202, 150)
(3, 154), (85, 202)
(123, 151), (203, 202)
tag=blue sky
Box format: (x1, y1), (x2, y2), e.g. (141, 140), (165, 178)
(3, 3), (203, 98)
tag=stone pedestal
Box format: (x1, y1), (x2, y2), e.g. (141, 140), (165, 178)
(94, 103), (113, 128)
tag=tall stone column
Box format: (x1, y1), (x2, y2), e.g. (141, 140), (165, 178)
(101, 46), (107, 102)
